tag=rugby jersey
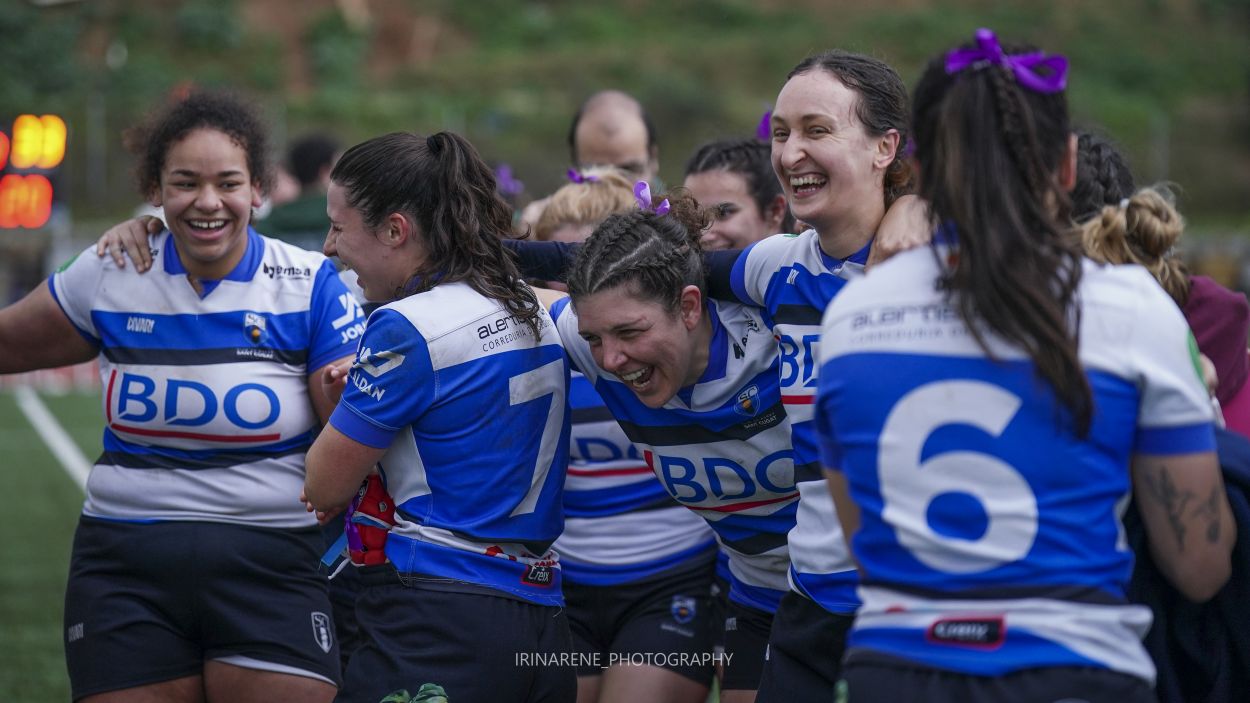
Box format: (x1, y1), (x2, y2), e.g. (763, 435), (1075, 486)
(49, 228), (362, 528)
(552, 296), (796, 613)
(728, 229), (863, 612)
(554, 372), (717, 586)
(330, 282), (571, 606)
(816, 249), (1216, 682)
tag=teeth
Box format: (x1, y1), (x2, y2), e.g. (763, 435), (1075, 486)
(620, 368), (645, 382)
(790, 175), (827, 187)
(189, 220), (226, 229)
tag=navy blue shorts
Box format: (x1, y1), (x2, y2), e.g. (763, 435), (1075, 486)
(839, 661), (1154, 703)
(756, 590), (853, 703)
(564, 557), (716, 683)
(339, 565), (576, 703)
(64, 516), (340, 700)
(721, 599), (773, 691)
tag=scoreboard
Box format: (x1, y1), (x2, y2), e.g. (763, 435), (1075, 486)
(0, 114), (66, 229)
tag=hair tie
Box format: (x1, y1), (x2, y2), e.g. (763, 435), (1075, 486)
(945, 28), (1068, 94)
(567, 168), (599, 185)
(426, 134), (441, 154)
(633, 181), (670, 216)
(1119, 198), (1131, 210)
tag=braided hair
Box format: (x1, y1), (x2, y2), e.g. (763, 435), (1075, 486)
(566, 189), (710, 313)
(1071, 130), (1136, 224)
(912, 37), (1092, 434)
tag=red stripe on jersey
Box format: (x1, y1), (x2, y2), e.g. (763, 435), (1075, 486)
(566, 465), (653, 478)
(782, 395), (815, 405)
(692, 492), (800, 512)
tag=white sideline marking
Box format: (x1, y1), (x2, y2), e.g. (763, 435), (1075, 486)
(14, 385), (90, 492)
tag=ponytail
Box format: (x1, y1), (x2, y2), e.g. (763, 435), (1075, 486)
(331, 131), (542, 336)
(913, 35), (1092, 434)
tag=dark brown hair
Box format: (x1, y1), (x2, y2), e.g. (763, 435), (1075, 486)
(566, 189), (709, 313)
(912, 38), (1092, 433)
(331, 131), (542, 335)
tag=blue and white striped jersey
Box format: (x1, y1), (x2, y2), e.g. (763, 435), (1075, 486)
(816, 249), (1216, 682)
(554, 372), (717, 586)
(553, 296), (796, 613)
(330, 282), (571, 606)
(728, 229), (863, 612)
(49, 228), (362, 527)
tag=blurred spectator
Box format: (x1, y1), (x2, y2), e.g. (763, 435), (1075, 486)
(256, 132), (341, 251)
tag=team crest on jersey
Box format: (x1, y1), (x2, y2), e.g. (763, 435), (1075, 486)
(733, 385), (760, 417)
(310, 611), (333, 653)
(243, 312), (267, 345)
(670, 595), (696, 624)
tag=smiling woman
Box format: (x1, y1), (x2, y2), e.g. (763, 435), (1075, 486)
(302, 131), (576, 703)
(0, 91), (362, 703)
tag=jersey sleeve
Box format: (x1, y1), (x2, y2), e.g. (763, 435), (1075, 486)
(550, 297), (597, 381)
(727, 232), (807, 307)
(1130, 274), (1217, 455)
(47, 245), (107, 345)
(306, 258), (364, 371)
(329, 308), (435, 449)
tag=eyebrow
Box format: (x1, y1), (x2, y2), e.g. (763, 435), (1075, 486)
(169, 168), (247, 178)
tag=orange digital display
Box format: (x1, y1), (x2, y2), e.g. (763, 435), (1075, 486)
(1, 114), (65, 229)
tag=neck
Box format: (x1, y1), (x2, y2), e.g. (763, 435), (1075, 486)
(814, 196), (885, 260)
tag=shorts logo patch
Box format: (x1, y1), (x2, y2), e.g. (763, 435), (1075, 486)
(67, 622), (84, 643)
(311, 611), (333, 654)
(521, 564), (554, 587)
(925, 616), (1005, 649)
(671, 595), (696, 624)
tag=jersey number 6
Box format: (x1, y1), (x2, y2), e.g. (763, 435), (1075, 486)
(878, 380), (1039, 574)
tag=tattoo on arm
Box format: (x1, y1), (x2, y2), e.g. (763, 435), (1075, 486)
(1196, 486), (1223, 545)
(1139, 464), (1226, 548)
(1140, 463), (1192, 549)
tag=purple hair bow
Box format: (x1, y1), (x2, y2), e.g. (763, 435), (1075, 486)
(633, 181), (670, 216)
(945, 28), (1068, 94)
(494, 164), (524, 197)
(566, 168), (600, 184)
(755, 109), (772, 142)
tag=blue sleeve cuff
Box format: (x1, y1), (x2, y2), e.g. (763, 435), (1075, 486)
(1135, 421), (1217, 455)
(330, 401), (398, 449)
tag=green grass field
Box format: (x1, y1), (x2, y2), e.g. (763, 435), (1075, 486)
(0, 390), (101, 702)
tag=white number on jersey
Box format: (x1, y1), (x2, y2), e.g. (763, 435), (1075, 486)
(508, 359), (566, 517)
(878, 380), (1038, 574)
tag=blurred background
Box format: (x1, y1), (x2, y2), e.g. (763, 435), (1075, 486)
(3, 0), (1250, 292)
(0, 2), (1247, 698)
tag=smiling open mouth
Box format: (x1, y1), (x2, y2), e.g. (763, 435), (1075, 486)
(790, 175), (828, 196)
(619, 366), (654, 390)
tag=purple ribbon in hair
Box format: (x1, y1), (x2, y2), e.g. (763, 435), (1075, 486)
(755, 109), (772, 142)
(945, 28), (1068, 94)
(633, 181), (670, 216)
(566, 168), (600, 184)
(494, 164), (524, 197)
